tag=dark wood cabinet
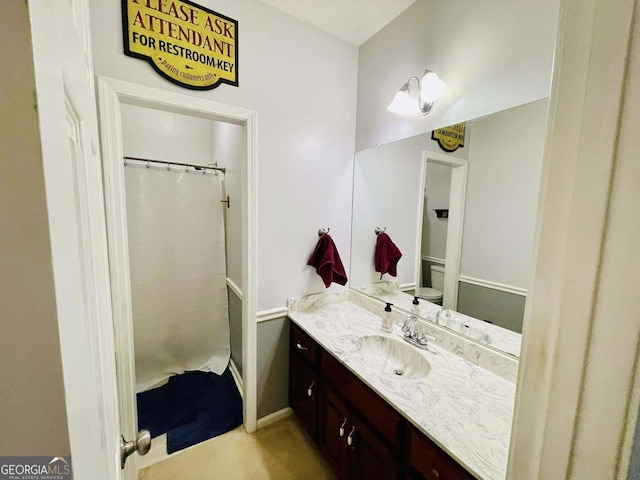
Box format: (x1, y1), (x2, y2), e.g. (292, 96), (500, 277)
(406, 426), (474, 480)
(289, 321), (474, 480)
(349, 414), (399, 480)
(318, 382), (399, 480)
(289, 350), (318, 439)
(318, 383), (350, 478)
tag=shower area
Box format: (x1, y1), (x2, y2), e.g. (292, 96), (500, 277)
(119, 104), (245, 462)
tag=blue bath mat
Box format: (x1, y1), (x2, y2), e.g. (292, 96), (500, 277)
(136, 367), (243, 453)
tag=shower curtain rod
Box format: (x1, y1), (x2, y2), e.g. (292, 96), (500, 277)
(123, 156), (226, 174)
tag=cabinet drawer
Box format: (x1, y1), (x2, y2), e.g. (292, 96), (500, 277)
(290, 322), (320, 368)
(321, 350), (402, 447)
(408, 426), (474, 480)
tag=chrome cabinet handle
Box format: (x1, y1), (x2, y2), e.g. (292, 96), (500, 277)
(296, 341), (308, 351)
(346, 426), (356, 446)
(307, 381), (314, 397)
(339, 419), (347, 437)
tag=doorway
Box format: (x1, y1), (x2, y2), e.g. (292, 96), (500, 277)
(416, 151), (468, 310)
(97, 77), (257, 478)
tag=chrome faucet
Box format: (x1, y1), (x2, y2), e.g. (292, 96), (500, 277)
(436, 307), (451, 327)
(401, 315), (434, 350)
(401, 315), (418, 338)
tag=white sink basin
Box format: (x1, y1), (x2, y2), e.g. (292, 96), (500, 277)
(355, 335), (431, 380)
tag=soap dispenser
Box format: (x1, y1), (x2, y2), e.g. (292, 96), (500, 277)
(381, 302), (394, 333)
(412, 296), (420, 315)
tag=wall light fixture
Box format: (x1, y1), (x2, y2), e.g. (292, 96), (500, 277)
(387, 70), (446, 116)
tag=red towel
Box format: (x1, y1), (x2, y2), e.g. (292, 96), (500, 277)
(375, 232), (402, 279)
(307, 234), (348, 288)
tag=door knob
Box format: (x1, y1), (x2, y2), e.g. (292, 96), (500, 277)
(120, 429), (151, 469)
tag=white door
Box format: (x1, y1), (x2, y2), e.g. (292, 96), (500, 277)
(28, 0), (123, 478)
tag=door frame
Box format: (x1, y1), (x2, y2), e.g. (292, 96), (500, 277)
(96, 76), (258, 475)
(508, 0), (640, 477)
(417, 151), (468, 309)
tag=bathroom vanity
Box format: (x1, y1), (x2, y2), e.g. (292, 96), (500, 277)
(287, 291), (516, 480)
(290, 321), (474, 479)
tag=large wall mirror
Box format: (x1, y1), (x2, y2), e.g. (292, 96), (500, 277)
(350, 98), (549, 358)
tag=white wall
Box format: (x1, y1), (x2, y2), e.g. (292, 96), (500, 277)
(422, 162), (452, 261)
(351, 132), (468, 288)
(120, 105), (244, 287)
(355, 0), (560, 150)
(460, 99), (548, 288)
(89, 0), (358, 310)
(211, 121), (245, 288)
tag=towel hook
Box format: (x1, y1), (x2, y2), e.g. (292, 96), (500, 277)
(318, 227), (330, 237)
(375, 227), (387, 235)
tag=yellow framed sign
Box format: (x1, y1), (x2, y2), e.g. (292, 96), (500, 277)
(431, 123), (466, 152)
(122, 0), (238, 90)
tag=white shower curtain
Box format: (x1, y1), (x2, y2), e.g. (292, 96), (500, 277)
(125, 165), (230, 392)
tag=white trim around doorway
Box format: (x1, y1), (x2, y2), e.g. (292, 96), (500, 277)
(419, 151), (468, 311)
(96, 77), (258, 477)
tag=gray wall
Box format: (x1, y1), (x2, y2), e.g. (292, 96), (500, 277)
(257, 317), (290, 419)
(0, 0), (70, 456)
(456, 283), (525, 333)
(421, 259), (525, 333)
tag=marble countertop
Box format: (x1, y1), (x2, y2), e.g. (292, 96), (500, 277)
(288, 299), (515, 480)
(357, 283), (522, 358)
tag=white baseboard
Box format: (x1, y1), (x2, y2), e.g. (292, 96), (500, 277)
(256, 407), (293, 430)
(229, 358), (243, 399)
(399, 283), (416, 292)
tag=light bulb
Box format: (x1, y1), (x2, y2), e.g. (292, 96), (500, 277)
(420, 71), (446, 103)
(387, 83), (414, 116)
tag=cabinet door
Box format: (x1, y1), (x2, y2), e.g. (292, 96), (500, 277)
(318, 384), (350, 479)
(290, 352), (318, 439)
(407, 427), (474, 480)
(349, 415), (399, 480)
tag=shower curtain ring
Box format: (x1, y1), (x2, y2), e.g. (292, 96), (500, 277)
(146, 159), (150, 169)
(167, 162), (171, 171)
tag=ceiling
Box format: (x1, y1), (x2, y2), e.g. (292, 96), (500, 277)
(256, 0), (416, 46)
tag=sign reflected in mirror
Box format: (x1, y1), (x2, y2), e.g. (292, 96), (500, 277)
(350, 98), (549, 358)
